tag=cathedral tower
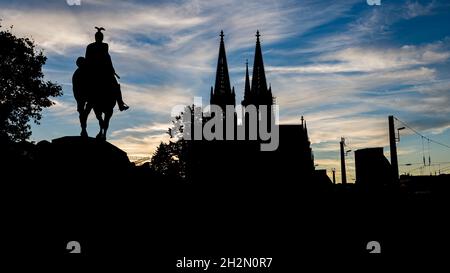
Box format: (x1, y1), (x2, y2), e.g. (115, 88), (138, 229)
(242, 30), (273, 107)
(210, 30), (236, 110)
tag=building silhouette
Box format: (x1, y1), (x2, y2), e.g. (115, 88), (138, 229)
(185, 31), (329, 189)
(354, 147), (393, 190)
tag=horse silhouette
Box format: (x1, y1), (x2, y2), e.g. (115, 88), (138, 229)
(90, 74), (118, 140)
(72, 27), (128, 140)
(72, 56), (118, 140)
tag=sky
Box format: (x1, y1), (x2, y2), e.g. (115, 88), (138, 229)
(1, 0), (450, 181)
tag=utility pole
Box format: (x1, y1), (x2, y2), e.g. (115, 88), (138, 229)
(340, 137), (347, 184)
(388, 115), (399, 183)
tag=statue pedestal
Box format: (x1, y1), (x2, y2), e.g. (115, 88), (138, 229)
(38, 136), (131, 178)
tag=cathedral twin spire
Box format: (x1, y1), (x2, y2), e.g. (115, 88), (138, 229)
(211, 30), (273, 109)
(250, 31), (271, 103)
(210, 30), (235, 108)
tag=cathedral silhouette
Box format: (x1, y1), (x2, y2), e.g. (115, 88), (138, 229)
(185, 31), (331, 189)
(210, 30), (273, 109)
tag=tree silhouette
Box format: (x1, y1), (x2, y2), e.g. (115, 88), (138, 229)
(150, 104), (207, 180)
(151, 140), (187, 180)
(0, 24), (62, 142)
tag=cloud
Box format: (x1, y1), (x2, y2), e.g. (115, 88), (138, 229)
(403, 0), (436, 19)
(66, 0), (81, 7)
(268, 40), (449, 123)
(110, 122), (170, 137)
(48, 99), (75, 117)
(122, 83), (193, 115)
(268, 43), (450, 74)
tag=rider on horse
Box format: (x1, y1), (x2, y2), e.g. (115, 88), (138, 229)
(73, 27), (129, 139)
(85, 27), (129, 112)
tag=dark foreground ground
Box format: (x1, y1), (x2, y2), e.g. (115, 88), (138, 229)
(2, 137), (450, 270)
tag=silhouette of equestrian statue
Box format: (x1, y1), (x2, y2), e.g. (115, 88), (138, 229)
(73, 27), (129, 140)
